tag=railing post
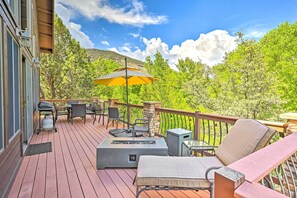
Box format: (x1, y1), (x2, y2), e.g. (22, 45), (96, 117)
(143, 101), (161, 137)
(214, 167), (245, 198)
(194, 111), (200, 140)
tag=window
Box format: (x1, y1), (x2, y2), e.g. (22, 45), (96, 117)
(5, 0), (19, 25)
(21, 0), (32, 49)
(0, 19), (3, 151)
(21, 0), (27, 30)
(7, 32), (20, 140)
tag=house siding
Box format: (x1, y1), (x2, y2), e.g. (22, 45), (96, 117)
(0, 0), (53, 197)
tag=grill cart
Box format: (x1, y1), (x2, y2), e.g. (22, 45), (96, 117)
(37, 101), (57, 133)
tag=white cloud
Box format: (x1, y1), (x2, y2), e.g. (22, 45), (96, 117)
(55, 3), (94, 48)
(56, 0), (167, 27)
(101, 41), (110, 46)
(129, 33), (140, 38)
(245, 30), (266, 39)
(117, 30), (237, 70)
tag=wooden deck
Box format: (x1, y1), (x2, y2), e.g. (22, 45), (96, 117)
(8, 116), (209, 198)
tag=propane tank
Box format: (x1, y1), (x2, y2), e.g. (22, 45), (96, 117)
(42, 114), (54, 130)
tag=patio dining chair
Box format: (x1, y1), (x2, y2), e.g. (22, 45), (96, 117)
(70, 104), (86, 124)
(94, 103), (108, 125)
(106, 107), (125, 129)
(53, 103), (69, 121)
(135, 119), (276, 198)
(86, 102), (96, 123)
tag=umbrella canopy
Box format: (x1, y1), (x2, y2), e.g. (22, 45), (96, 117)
(94, 58), (156, 128)
(94, 67), (156, 86)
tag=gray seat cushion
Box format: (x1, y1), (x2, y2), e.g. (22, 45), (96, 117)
(136, 155), (223, 188)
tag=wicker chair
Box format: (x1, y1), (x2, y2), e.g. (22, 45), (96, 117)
(106, 107), (125, 129)
(53, 103), (69, 121)
(70, 104), (86, 124)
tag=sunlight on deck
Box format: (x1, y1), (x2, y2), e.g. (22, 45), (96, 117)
(8, 116), (209, 198)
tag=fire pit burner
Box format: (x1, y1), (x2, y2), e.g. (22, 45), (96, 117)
(111, 140), (156, 144)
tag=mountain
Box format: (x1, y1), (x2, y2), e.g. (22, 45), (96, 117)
(86, 49), (144, 68)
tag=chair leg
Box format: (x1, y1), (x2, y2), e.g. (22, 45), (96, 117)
(98, 115), (101, 124)
(106, 119), (109, 129)
(84, 116), (86, 124)
(93, 114), (96, 125)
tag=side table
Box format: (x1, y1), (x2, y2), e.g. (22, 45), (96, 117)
(182, 140), (215, 156)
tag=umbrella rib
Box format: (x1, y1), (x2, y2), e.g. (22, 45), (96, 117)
(138, 76), (151, 84)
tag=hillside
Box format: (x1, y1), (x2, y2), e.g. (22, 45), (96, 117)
(86, 49), (144, 68)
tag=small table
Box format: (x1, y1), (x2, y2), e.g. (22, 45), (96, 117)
(182, 140), (215, 156)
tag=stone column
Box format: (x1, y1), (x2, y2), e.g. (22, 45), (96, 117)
(143, 101), (161, 137)
(108, 98), (119, 107)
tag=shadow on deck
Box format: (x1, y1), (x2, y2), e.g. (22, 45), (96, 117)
(8, 116), (209, 198)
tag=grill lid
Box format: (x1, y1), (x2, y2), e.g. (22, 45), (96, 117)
(38, 101), (53, 110)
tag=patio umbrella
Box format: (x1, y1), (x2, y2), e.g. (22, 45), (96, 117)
(94, 58), (157, 127)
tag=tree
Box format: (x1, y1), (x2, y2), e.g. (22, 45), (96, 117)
(260, 21), (297, 111)
(40, 15), (94, 99)
(213, 35), (281, 119)
(177, 58), (210, 111)
(139, 52), (190, 109)
(186, 34), (282, 119)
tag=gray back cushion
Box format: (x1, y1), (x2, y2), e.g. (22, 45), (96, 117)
(216, 119), (276, 165)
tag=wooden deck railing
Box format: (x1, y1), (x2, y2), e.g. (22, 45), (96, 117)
(42, 99), (289, 145)
(155, 107), (288, 147)
(214, 132), (297, 198)
(115, 101), (288, 147)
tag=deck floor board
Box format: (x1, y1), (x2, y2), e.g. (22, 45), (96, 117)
(8, 116), (209, 198)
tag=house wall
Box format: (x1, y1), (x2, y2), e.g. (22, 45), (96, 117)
(0, 0), (41, 196)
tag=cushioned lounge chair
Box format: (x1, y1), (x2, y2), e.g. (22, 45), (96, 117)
(135, 119), (276, 198)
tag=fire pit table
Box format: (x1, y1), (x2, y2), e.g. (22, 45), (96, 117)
(96, 137), (168, 169)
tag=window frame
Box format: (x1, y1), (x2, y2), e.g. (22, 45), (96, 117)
(0, 18), (4, 152)
(4, 0), (19, 26)
(7, 31), (21, 142)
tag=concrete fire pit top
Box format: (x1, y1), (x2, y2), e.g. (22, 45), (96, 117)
(98, 137), (168, 149)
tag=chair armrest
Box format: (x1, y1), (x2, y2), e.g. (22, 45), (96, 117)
(134, 118), (148, 123)
(205, 166), (223, 184)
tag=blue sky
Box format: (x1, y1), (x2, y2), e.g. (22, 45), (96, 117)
(56, 0), (297, 69)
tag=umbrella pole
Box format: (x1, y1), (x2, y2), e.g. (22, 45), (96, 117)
(125, 58), (130, 129)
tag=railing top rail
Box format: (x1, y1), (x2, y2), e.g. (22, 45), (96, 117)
(156, 107), (195, 117)
(258, 120), (288, 133)
(229, 132), (297, 183)
(235, 181), (287, 198)
(41, 99), (92, 102)
(198, 112), (238, 124)
(115, 102), (144, 109)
